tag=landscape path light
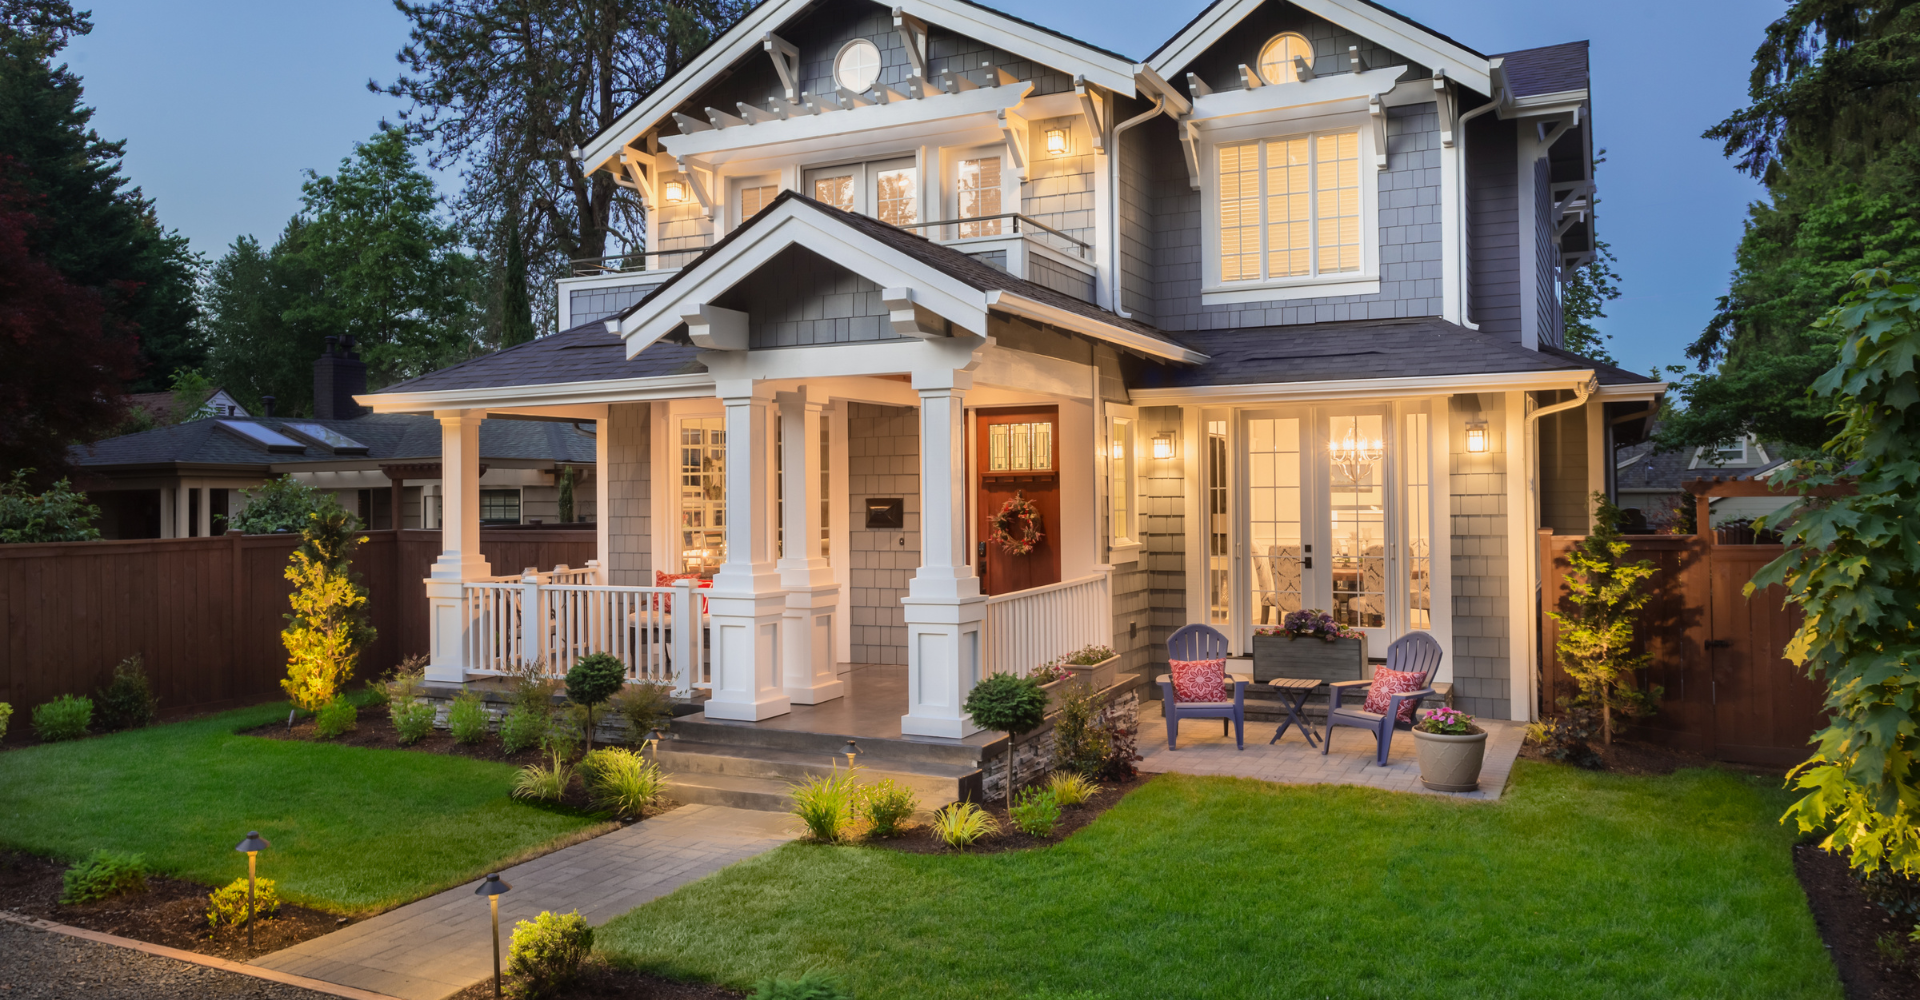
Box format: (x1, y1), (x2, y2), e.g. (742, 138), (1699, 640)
(233, 830), (271, 954)
(843, 739), (861, 771)
(645, 727), (667, 764)
(476, 873), (512, 999)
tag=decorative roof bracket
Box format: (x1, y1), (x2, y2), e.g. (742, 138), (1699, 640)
(1368, 94), (1388, 170)
(1432, 69), (1457, 147)
(1074, 74), (1107, 152)
(892, 8), (929, 80)
(762, 32), (800, 101)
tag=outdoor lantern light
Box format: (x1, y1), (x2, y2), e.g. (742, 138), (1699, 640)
(1045, 128), (1068, 156)
(233, 830), (271, 954)
(1466, 418), (1489, 453)
(843, 739), (861, 770)
(663, 179), (687, 204)
(476, 873), (513, 999)
(1152, 433), (1176, 460)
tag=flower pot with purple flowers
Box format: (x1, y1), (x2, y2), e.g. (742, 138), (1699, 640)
(1251, 609), (1367, 686)
(1412, 707), (1487, 792)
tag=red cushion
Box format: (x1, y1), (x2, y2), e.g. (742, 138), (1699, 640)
(1362, 667), (1427, 722)
(1170, 659), (1229, 703)
(653, 571), (712, 613)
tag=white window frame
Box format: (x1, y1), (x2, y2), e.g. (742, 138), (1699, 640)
(946, 143), (1012, 242)
(1199, 112), (1381, 305)
(727, 172), (781, 234)
(1107, 406), (1140, 562)
(801, 155), (918, 225)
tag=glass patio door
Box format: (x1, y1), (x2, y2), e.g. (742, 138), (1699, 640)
(1245, 413), (1310, 631)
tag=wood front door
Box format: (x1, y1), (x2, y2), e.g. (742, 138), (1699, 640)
(974, 406), (1062, 596)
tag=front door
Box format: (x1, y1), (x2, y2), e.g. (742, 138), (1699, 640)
(974, 406), (1062, 596)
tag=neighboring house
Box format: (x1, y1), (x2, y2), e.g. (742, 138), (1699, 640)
(361, 0), (1664, 726)
(126, 387), (250, 424)
(1614, 432), (1790, 532)
(70, 338), (597, 539)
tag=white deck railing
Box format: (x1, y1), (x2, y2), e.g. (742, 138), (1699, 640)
(462, 573), (709, 696)
(983, 570), (1113, 678)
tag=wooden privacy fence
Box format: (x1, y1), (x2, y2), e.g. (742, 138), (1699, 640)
(0, 528), (594, 717)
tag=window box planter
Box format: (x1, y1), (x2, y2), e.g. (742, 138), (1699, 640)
(1251, 633), (1367, 685)
(1037, 674), (1071, 715)
(1412, 727), (1488, 792)
(1063, 654), (1120, 693)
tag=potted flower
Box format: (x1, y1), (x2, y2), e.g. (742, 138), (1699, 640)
(1252, 609), (1367, 685)
(1411, 706), (1487, 792)
(1058, 644), (1119, 692)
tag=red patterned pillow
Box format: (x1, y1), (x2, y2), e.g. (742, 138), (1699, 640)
(653, 570), (712, 613)
(1170, 658), (1229, 703)
(1362, 667), (1428, 722)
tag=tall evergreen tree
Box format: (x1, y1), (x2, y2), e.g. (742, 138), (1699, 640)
(199, 221), (335, 416)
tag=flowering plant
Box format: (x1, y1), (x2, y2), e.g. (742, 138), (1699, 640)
(1414, 706), (1480, 735)
(1255, 609), (1364, 642)
(1029, 660), (1073, 683)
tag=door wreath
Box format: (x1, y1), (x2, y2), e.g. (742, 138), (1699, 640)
(989, 491), (1044, 555)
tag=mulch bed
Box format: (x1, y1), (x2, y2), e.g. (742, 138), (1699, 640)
(856, 773), (1152, 855)
(239, 701), (553, 767)
(446, 962), (743, 1000)
(0, 851), (350, 961)
(1516, 734), (1787, 778)
(1795, 844), (1920, 1000)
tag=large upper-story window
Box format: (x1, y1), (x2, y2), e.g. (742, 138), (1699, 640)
(955, 155), (1002, 238)
(806, 158), (917, 227)
(1219, 130), (1361, 284)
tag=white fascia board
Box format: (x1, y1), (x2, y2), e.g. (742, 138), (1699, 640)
(983, 291), (1207, 364)
(355, 373), (715, 415)
(893, 0), (1135, 93)
(1507, 89), (1589, 118)
(1149, 0), (1490, 97)
(1187, 65), (1405, 124)
(618, 204), (993, 352)
(661, 82), (1032, 162)
(702, 334), (988, 383)
(1594, 381), (1667, 401)
(1127, 368), (1596, 405)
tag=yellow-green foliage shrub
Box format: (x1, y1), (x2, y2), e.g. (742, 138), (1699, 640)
(207, 876), (280, 928)
(280, 503), (376, 712)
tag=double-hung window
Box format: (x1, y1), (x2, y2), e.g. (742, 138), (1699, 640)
(1217, 130), (1363, 285)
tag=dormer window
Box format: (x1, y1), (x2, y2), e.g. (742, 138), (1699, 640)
(1257, 32), (1314, 86)
(833, 39), (881, 93)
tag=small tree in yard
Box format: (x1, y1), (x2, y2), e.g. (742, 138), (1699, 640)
(565, 653), (624, 751)
(1546, 492), (1660, 745)
(281, 502), (376, 713)
(963, 672), (1049, 807)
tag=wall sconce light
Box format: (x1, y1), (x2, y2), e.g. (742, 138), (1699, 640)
(1152, 433), (1176, 460)
(1466, 418), (1489, 453)
(662, 179), (686, 204)
(1045, 128), (1068, 156)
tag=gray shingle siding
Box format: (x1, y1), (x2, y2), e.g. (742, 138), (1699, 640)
(569, 281), (663, 326)
(1140, 406), (1188, 678)
(1448, 393), (1510, 719)
(1466, 113), (1520, 342)
(604, 403), (652, 587)
(1027, 254), (1096, 304)
(846, 402), (918, 666)
(1178, 3), (1408, 95)
(1117, 117), (1156, 324)
(1533, 156), (1563, 349)
(726, 246), (898, 348)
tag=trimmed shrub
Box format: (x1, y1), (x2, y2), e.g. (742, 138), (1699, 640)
(448, 691), (490, 745)
(499, 703), (548, 754)
(1010, 787), (1061, 838)
(789, 769), (858, 843)
(60, 849), (148, 904)
(580, 747), (665, 818)
(749, 971), (853, 1000)
(95, 656), (158, 731)
(313, 698), (357, 739)
(1048, 771), (1100, 808)
(506, 909), (592, 999)
(565, 653), (625, 751)
(32, 695), (91, 742)
(392, 700), (436, 745)
(963, 672), (1048, 805)
(512, 751), (572, 802)
(207, 876), (280, 928)
(932, 801), (998, 850)
(859, 778), (918, 838)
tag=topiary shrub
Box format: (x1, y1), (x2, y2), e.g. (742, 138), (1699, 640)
(95, 655), (158, 731)
(392, 699), (436, 745)
(505, 909), (592, 999)
(448, 691), (490, 745)
(859, 778), (918, 838)
(60, 849), (148, 904)
(32, 694), (92, 742)
(313, 698), (357, 739)
(749, 970), (853, 1000)
(564, 653), (625, 751)
(207, 876), (280, 928)
(963, 672), (1048, 806)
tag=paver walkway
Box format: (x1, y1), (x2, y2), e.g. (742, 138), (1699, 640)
(1138, 705), (1526, 801)
(252, 804), (795, 1000)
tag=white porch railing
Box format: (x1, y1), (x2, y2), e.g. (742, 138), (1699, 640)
(462, 574), (709, 697)
(982, 570), (1113, 678)
(477, 560), (603, 586)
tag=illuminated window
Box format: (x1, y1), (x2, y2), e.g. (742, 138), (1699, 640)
(1218, 130), (1362, 283)
(1328, 413), (1386, 630)
(1403, 412), (1431, 630)
(1247, 417), (1304, 627)
(956, 156), (1002, 238)
(1109, 417), (1134, 544)
(679, 417), (726, 575)
(804, 160), (916, 226)
(875, 165), (917, 227)
(833, 38), (880, 93)
(1257, 32), (1314, 86)
(812, 173), (854, 211)
(987, 421), (1053, 471)
(820, 415), (831, 559)
(1207, 420), (1230, 628)
(738, 183), (778, 219)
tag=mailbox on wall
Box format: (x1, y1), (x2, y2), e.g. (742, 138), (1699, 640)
(864, 497), (904, 529)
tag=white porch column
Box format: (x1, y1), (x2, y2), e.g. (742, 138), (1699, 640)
(425, 409), (491, 683)
(158, 487), (175, 539)
(778, 387), (844, 705)
(703, 380), (791, 721)
(196, 486), (212, 538)
(174, 484), (191, 538)
(901, 369), (986, 738)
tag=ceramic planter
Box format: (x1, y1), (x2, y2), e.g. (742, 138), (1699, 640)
(1413, 727), (1488, 792)
(1251, 633), (1367, 685)
(1037, 675), (1071, 715)
(1064, 654), (1119, 693)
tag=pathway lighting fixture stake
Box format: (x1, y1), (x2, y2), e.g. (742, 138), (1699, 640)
(476, 873), (512, 999)
(646, 727), (665, 763)
(843, 739), (861, 771)
(233, 831), (270, 955)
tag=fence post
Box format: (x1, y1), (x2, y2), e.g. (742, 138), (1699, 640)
(671, 579), (695, 698)
(585, 559), (602, 585)
(521, 572), (544, 671)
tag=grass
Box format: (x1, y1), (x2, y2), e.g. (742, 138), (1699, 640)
(0, 702), (604, 913)
(596, 763), (1842, 1000)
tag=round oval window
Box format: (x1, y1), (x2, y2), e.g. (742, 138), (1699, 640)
(1257, 33), (1314, 86)
(834, 38), (881, 93)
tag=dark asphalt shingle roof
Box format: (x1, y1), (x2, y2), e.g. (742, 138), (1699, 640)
(1495, 40), (1588, 97)
(1149, 0), (1488, 65)
(1132, 318), (1661, 389)
(378, 326), (706, 395)
(69, 414), (596, 472)
(1615, 431), (1787, 493)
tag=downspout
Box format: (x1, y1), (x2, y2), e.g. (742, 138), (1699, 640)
(1453, 86), (1507, 331)
(1108, 95), (1167, 319)
(1519, 374), (1594, 720)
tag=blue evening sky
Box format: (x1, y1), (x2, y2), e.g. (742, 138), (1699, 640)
(60, 0), (1782, 376)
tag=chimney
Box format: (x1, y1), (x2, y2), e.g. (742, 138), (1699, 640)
(261, 395), (275, 418)
(313, 336), (367, 420)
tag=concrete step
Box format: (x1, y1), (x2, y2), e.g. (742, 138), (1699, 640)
(664, 766), (964, 815)
(670, 715), (995, 768)
(658, 740), (973, 805)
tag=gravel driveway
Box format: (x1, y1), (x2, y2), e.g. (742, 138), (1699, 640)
(0, 919), (340, 999)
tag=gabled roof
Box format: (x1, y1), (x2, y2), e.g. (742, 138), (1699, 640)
(579, 0), (1137, 172)
(616, 190), (1206, 364)
(69, 414), (595, 474)
(1493, 40), (1588, 98)
(1146, 0), (1493, 96)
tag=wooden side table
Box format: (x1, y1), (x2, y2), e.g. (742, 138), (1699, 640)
(1267, 677), (1322, 747)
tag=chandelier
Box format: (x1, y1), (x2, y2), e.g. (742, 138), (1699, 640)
(1329, 430), (1384, 483)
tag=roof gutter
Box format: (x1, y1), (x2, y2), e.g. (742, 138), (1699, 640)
(1129, 367), (1596, 405)
(356, 372), (715, 414)
(982, 289), (1208, 364)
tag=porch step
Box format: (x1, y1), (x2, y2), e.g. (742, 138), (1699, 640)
(663, 772), (797, 812)
(669, 715), (996, 768)
(657, 740), (972, 810)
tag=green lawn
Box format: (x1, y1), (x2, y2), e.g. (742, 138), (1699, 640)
(0, 703), (603, 913)
(598, 763), (1840, 1000)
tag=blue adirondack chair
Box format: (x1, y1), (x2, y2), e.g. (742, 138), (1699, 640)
(1157, 624), (1247, 750)
(1322, 630), (1444, 766)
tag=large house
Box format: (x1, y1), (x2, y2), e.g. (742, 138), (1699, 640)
(363, 0), (1662, 731)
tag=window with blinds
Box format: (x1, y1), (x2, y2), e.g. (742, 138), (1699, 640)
(1217, 130), (1362, 284)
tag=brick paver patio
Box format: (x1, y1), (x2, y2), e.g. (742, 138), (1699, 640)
(252, 804), (795, 1000)
(1138, 704), (1526, 801)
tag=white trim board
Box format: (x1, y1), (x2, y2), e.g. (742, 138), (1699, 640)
(1147, 0), (1492, 98)
(1129, 368), (1601, 405)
